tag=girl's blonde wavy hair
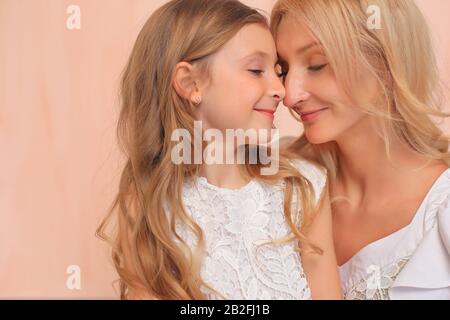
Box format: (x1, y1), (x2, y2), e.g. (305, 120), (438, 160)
(271, 0), (450, 184)
(96, 0), (323, 300)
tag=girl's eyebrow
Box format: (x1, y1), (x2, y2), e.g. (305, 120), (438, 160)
(240, 50), (278, 65)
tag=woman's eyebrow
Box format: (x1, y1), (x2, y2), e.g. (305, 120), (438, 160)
(296, 42), (320, 55)
(277, 42), (321, 62)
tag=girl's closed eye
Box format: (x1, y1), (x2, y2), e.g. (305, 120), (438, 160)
(248, 69), (265, 76)
(249, 68), (288, 79)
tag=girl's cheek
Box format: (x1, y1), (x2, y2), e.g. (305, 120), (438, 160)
(236, 79), (261, 99)
(236, 75), (256, 88)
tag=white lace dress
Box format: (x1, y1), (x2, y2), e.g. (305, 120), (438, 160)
(339, 168), (450, 300)
(174, 159), (327, 300)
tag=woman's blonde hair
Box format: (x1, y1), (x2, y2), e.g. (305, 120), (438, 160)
(271, 0), (450, 183)
(97, 0), (323, 300)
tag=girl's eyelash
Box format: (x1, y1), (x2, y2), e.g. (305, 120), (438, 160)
(248, 69), (264, 75)
(248, 67), (288, 78)
(308, 63), (328, 72)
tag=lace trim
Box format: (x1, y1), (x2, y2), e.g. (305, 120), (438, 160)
(344, 257), (411, 300)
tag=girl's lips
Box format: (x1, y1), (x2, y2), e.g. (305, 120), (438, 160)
(254, 108), (276, 118)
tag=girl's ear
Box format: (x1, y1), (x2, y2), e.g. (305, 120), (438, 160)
(172, 62), (202, 105)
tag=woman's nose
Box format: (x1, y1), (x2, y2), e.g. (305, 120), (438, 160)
(283, 74), (311, 108)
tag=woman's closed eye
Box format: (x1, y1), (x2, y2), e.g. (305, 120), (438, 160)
(308, 63), (328, 72)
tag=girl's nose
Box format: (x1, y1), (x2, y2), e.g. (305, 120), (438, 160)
(268, 76), (286, 102)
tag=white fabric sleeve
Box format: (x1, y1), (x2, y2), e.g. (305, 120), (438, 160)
(390, 194), (450, 300)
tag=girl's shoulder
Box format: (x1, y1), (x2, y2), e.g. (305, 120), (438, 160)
(288, 158), (328, 204)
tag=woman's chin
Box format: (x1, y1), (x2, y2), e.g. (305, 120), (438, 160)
(305, 129), (332, 145)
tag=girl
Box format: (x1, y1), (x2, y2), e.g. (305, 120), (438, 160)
(97, 0), (341, 300)
(271, 0), (450, 299)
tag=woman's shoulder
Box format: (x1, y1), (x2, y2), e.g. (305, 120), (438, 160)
(433, 167), (450, 254)
(421, 167), (450, 222)
(389, 168), (450, 299)
(437, 193), (450, 252)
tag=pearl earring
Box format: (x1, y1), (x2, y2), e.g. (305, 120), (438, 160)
(193, 95), (202, 105)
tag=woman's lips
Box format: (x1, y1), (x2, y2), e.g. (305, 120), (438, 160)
(296, 107), (328, 122)
(254, 108), (276, 119)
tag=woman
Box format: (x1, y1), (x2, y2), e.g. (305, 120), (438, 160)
(271, 0), (450, 299)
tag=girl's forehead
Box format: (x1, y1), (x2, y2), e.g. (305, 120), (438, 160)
(218, 24), (278, 63)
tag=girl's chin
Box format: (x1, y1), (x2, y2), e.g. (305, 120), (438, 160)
(248, 123), (275, 133)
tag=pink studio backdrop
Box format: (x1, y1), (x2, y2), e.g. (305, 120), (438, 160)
(0, 0), (449, 299)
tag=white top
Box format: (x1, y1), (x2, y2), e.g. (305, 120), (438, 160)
(174, 159), (327, 300)
(339, 168), (450, 300)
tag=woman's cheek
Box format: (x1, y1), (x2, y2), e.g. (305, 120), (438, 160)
(314, 76), (343, 106)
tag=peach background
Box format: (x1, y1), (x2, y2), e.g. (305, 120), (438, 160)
(0, 0), (449, 299)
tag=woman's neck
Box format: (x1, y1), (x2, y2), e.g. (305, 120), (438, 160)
(334, 117), (437, 203)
